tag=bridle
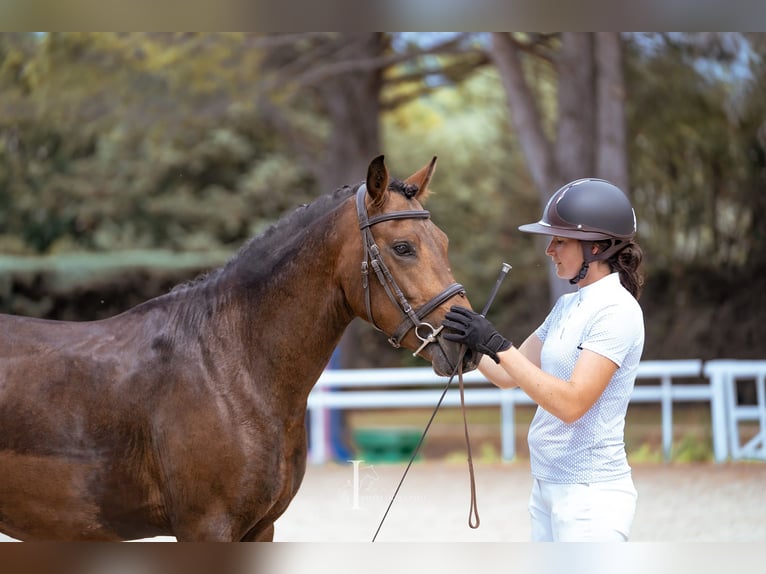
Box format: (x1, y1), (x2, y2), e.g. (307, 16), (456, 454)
(355, 184), (465, 358)
(356, 183), (483, 539)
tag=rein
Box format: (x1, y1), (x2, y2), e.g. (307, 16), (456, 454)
(371, 348), (479, 542)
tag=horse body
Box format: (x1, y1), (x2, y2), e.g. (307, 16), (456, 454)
(0, 156), (472, 541)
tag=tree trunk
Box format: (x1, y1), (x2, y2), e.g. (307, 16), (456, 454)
(491, 32), (558, 197)
(315, 33), (386, 194)
(307, 34), (388, 369)
(256, 33), (388, 370)
(256, 33), (386, 195)
(594, 32), (629, 193)
(555, 33), (596, 181)
(490, 32), (629, 304)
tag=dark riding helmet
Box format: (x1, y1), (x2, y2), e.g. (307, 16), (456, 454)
(519, 178), (636, 242)
(519, 178), (637, 284)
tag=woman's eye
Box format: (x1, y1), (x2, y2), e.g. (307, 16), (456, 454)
(393, 243), (415, 256)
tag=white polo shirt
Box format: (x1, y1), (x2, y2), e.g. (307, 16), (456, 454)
(528, 272), (645, 483)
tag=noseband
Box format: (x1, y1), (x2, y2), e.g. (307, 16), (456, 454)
(356, 184), (465, 357)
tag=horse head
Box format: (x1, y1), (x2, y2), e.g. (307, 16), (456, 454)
(343, 155), (477, 377)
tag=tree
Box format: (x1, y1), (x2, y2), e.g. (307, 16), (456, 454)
(5, 32), (764, 364)
(0, 33), (314, 254)
(490, 32), (629, 301)
(252, 33), (492, 368)
(253, 33), (489, 194)
(626, 32), (766, 269)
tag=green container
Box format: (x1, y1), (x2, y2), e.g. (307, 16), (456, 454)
(353, 427), (423, 463)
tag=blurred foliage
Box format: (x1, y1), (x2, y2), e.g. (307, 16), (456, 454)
(4, 33), (763, 267)
(1, 32), (765, 362)
(0, 249), (229, 319)
(384, 68), (541, 313)
(0, 33), (314, 255)
(626, 33), (766, 268)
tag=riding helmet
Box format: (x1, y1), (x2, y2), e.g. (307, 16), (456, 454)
(519, 178), (636, 242)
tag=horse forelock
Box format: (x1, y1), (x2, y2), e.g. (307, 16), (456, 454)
(389, 179), (419, 199)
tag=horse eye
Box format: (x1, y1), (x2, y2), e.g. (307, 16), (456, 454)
(392, 242), (415, 257)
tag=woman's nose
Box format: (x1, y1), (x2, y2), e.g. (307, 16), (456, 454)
(545, 238), (555, 255)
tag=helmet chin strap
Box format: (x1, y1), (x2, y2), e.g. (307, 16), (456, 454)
(569, 238), (627, 284)
(569, 241), (597, 285)
(569, 261), (590, 285)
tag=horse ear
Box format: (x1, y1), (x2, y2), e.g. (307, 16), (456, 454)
(366, 155), (389, 208)
(404, 156), (437, 202)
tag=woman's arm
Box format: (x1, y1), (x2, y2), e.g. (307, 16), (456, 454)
(445, 305), (618, 423)
(478, 332), (543, 389)
(494, 345), (618, 423)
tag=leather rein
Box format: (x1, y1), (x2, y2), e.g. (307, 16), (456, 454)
(355, 184), (465, 358)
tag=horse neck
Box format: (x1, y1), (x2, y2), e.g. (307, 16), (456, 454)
(216, 206), (356, 397)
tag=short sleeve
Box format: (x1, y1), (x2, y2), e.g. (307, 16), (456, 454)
(579, 301), (643, 368)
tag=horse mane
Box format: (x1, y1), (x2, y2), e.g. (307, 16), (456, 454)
(206, 185), (355, 287)
(173, 177), (418, 295)
(141, 177), (416, 328)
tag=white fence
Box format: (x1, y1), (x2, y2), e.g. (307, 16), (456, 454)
(307, 359), (766, 464)
(704, 360), (766, 461)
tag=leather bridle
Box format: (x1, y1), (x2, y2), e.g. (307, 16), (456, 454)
(355, 184), (465, 358)
(356, 183), (482, 539)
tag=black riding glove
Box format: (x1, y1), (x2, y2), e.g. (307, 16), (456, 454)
(442, 306), (512, 364)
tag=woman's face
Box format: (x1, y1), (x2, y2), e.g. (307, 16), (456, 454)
(545, 236), (584, 280)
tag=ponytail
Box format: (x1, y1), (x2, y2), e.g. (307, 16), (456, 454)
(595, 240), (645, 300)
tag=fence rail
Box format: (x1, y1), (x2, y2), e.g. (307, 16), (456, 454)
(704, 360), (766, 461)
(307, 359), (766, 464)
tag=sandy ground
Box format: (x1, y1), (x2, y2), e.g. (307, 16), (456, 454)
(273, 460), (766, 542)
(2, 460), (764, 543)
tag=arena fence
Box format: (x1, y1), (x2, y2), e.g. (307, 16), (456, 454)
(704, 360), (766, 461)
(307, 360), (766, 464)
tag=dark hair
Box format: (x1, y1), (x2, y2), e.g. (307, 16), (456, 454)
(595, 240), (645, 300)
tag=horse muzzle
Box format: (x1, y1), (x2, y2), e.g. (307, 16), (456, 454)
(422, 331), (479, 377)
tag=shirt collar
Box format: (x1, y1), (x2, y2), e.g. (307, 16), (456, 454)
(577, 272), (621, 301)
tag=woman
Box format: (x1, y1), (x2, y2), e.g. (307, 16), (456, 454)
(444, 178), (645, 542)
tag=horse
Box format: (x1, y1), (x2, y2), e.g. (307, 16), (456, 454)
(0, 155), (475, 541)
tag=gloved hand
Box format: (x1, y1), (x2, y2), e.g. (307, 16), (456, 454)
(443, 306), (512, 364)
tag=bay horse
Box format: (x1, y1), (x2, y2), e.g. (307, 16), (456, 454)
(0, 155), (474, 541)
